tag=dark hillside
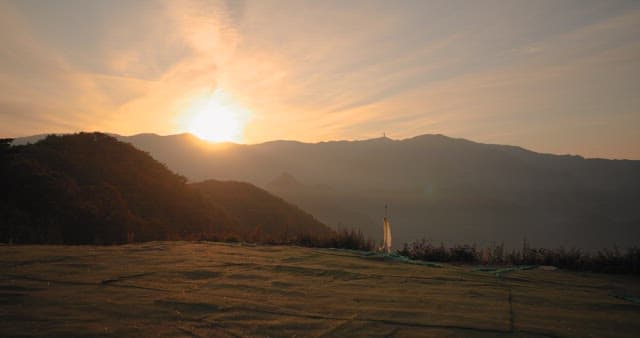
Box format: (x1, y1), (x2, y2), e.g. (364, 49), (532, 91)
(0, 133), (235, 243)
(192, 180), (333, 241)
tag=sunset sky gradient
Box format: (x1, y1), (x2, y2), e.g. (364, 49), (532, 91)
(1, 0), (639, 158)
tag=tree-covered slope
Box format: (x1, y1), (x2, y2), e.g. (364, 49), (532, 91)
(1, 133), (335, 244)
(0, 133), (238, 243)
(192, 179), (333, 241)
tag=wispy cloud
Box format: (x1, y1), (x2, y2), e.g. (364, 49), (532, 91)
(0, 0), (638, 158)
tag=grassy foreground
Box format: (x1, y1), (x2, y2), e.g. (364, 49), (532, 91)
(1, 242), (639, 337)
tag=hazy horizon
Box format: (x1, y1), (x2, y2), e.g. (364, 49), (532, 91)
(1, 0), (639, 159)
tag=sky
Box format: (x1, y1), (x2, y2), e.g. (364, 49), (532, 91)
(1, 0), (639, 159)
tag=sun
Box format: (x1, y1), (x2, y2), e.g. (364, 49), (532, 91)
(182, 90), (250, 143)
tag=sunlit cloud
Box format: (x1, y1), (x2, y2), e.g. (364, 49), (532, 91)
(0, 0), (638, 158)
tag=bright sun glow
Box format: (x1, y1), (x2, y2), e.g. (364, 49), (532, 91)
(181, 89), (251, 142)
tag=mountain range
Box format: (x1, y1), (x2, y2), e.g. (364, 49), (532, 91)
(13, 132), (640, 249)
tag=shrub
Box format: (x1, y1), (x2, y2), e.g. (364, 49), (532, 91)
(292, 228), (375, 251)
(397, 238), (640, 274)
(398, 239), (479, 263)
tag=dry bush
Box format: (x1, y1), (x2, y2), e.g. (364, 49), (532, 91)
(397, 238), (640, 274)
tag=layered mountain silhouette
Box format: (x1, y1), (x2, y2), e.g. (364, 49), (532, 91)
(103, 133), (639, 250)
(1, 133), (332, 244)
(11, 132), (640, 249)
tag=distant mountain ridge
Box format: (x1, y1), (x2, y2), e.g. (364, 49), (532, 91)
(11, 132), (640, 249)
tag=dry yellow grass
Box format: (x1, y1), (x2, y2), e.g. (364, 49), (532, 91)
(1, 242), (639, 337)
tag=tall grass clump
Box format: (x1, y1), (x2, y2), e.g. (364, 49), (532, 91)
(397, 239), (478, 263)
(397, 238), (640, 274)
(293, 228), (375, 251)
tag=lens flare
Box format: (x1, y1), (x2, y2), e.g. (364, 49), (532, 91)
(181, 89), (251, 142)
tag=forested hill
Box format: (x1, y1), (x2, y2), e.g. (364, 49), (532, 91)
(0, 133), (332, 244)
(193, 180), (332, 241)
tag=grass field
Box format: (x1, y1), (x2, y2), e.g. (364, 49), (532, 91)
(1, 242), (639, 337)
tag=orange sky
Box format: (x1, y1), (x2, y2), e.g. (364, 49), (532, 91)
(1, 0), (639, 159)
